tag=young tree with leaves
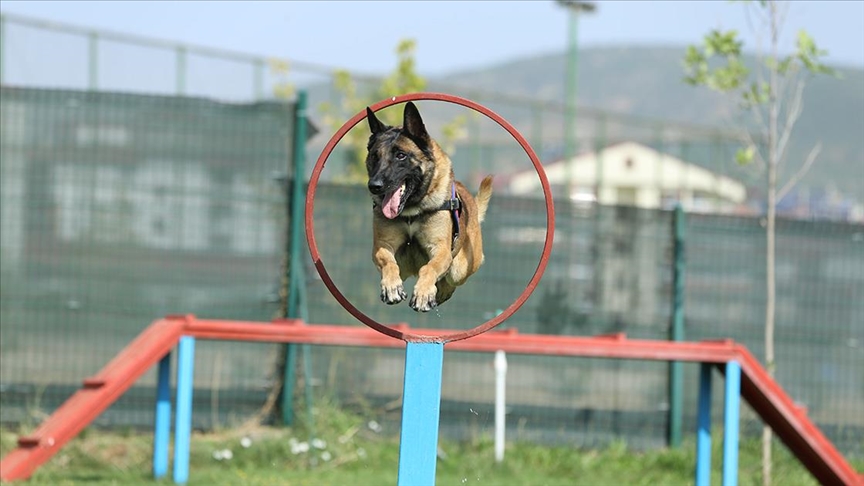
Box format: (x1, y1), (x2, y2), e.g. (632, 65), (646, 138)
(683, 2), (836, 484)
(319, 39), (467, 183)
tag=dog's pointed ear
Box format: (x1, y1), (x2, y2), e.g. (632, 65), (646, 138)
(402, 102), (429, 143)
(366, 107), (386, 135)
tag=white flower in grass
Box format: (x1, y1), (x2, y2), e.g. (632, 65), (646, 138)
(212, 448), (233, 461)
(240, 437), (252, 448)
(311, 438), (327, 449)
(291, 441), (310, 455)
(321, 451), (332, 462)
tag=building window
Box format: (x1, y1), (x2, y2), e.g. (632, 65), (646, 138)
(616, 187), (638, 206)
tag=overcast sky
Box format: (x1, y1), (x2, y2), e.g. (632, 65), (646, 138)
(2, 0), (863, 78)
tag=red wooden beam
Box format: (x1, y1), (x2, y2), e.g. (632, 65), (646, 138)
(0, 316), (185, 482)
(185, 319), (741, 362)
(183, 318), (861, 485)
(734, 348), (862, 486)
(2, 316), (861, 485)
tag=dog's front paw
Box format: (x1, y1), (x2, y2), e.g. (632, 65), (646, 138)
(380, 282), (407, 305)
(409, 291), (438, 313)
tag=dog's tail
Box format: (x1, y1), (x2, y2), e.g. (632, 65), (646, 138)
(475, 175), (493, 223)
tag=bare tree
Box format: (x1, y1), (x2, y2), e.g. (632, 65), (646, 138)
(683, 1), (836, 484)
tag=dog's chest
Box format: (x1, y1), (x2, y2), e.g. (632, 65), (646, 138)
(394, 219), (430, 273)
(403, 219), (421, 241)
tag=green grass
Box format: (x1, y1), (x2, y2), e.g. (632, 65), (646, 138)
(2, 402), (860, 485)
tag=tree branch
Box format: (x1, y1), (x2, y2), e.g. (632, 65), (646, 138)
(748, 6), (768, 135)
(777, 141), (822, 201)
(775, 75), (806, 163)
(749, 98), (769, 140)
(740, 128), (768, 173)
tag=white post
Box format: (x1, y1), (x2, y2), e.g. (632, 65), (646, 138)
(494, 350), (508, 463)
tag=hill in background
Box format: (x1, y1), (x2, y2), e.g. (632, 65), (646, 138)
(426, 46), (863, 202)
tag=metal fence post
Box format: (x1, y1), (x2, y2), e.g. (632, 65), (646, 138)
(494, 350), (507, 463)
(281, 90), (309, 425)
(0, 15), (6, 85)
(654, 125), (665, 201)
(176, 46), (186, 96)
(254, 59), (265, 101)
(668, 204), (686, 447)
(531, 101), (543, 159)
(88, 31), (98, 90)
(594, 114), (607, 202)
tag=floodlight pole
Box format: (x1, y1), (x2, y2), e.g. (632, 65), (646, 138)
(557, 1), (595, 200)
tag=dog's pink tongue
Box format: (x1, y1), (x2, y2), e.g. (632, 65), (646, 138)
(381, 184), (404, 219)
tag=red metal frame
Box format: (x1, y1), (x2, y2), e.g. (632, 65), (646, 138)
(1, 317), (861, 485)
(0, 316), (185, 481)
(304, 93), (555, 344)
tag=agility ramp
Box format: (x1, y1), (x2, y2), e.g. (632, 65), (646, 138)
(1, 316), (861, 485)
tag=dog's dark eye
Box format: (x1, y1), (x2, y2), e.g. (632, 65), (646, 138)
(395, 151), (408, 161)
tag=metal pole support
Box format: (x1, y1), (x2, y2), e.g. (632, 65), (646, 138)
(173, 336), (196, 484)
(722, 361), (741, 486)
(153, 352), (172, 479)
(397, 342), (445, 485)
(696, 362), (712, 486)
(694, 361), (741, 486)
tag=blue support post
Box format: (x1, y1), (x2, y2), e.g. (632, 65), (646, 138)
(695, 363), (713, 486)
(397, 342), (445, 486)
(173, 337), (196, 484)
(722, 361), (741, 486)
(153, 352), (172, 479)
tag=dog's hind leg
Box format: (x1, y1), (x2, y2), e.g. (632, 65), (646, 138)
(435, 279), (457, 305)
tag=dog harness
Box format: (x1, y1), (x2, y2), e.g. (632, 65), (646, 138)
(442, 182), (462, 243)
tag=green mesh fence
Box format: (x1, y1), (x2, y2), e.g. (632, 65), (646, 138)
(307, 188), (864, 456)
(0, 86), (296, 428)
(1, 85), (862, 459)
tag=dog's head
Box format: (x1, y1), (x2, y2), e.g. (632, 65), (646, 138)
(364, 102), (438, 219)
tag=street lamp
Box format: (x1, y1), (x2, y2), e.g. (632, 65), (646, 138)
(556, 0), (596, 201)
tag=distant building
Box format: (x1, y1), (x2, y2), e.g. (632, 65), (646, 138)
(775, 186), (864, 223)
(508, 141), (747, 213)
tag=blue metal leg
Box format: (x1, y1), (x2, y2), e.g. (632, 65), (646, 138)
(153, 352), (172, 479)
(696, 363), (713, 486)
(173, 336), (196, 484)
(722, 361), (741, 486)
(397, 342), (444, 486)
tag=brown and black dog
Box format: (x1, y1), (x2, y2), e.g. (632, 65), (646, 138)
(365, 102), (493, 312)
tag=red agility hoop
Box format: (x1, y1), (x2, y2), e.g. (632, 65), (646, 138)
(305, 93), (554, 343)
